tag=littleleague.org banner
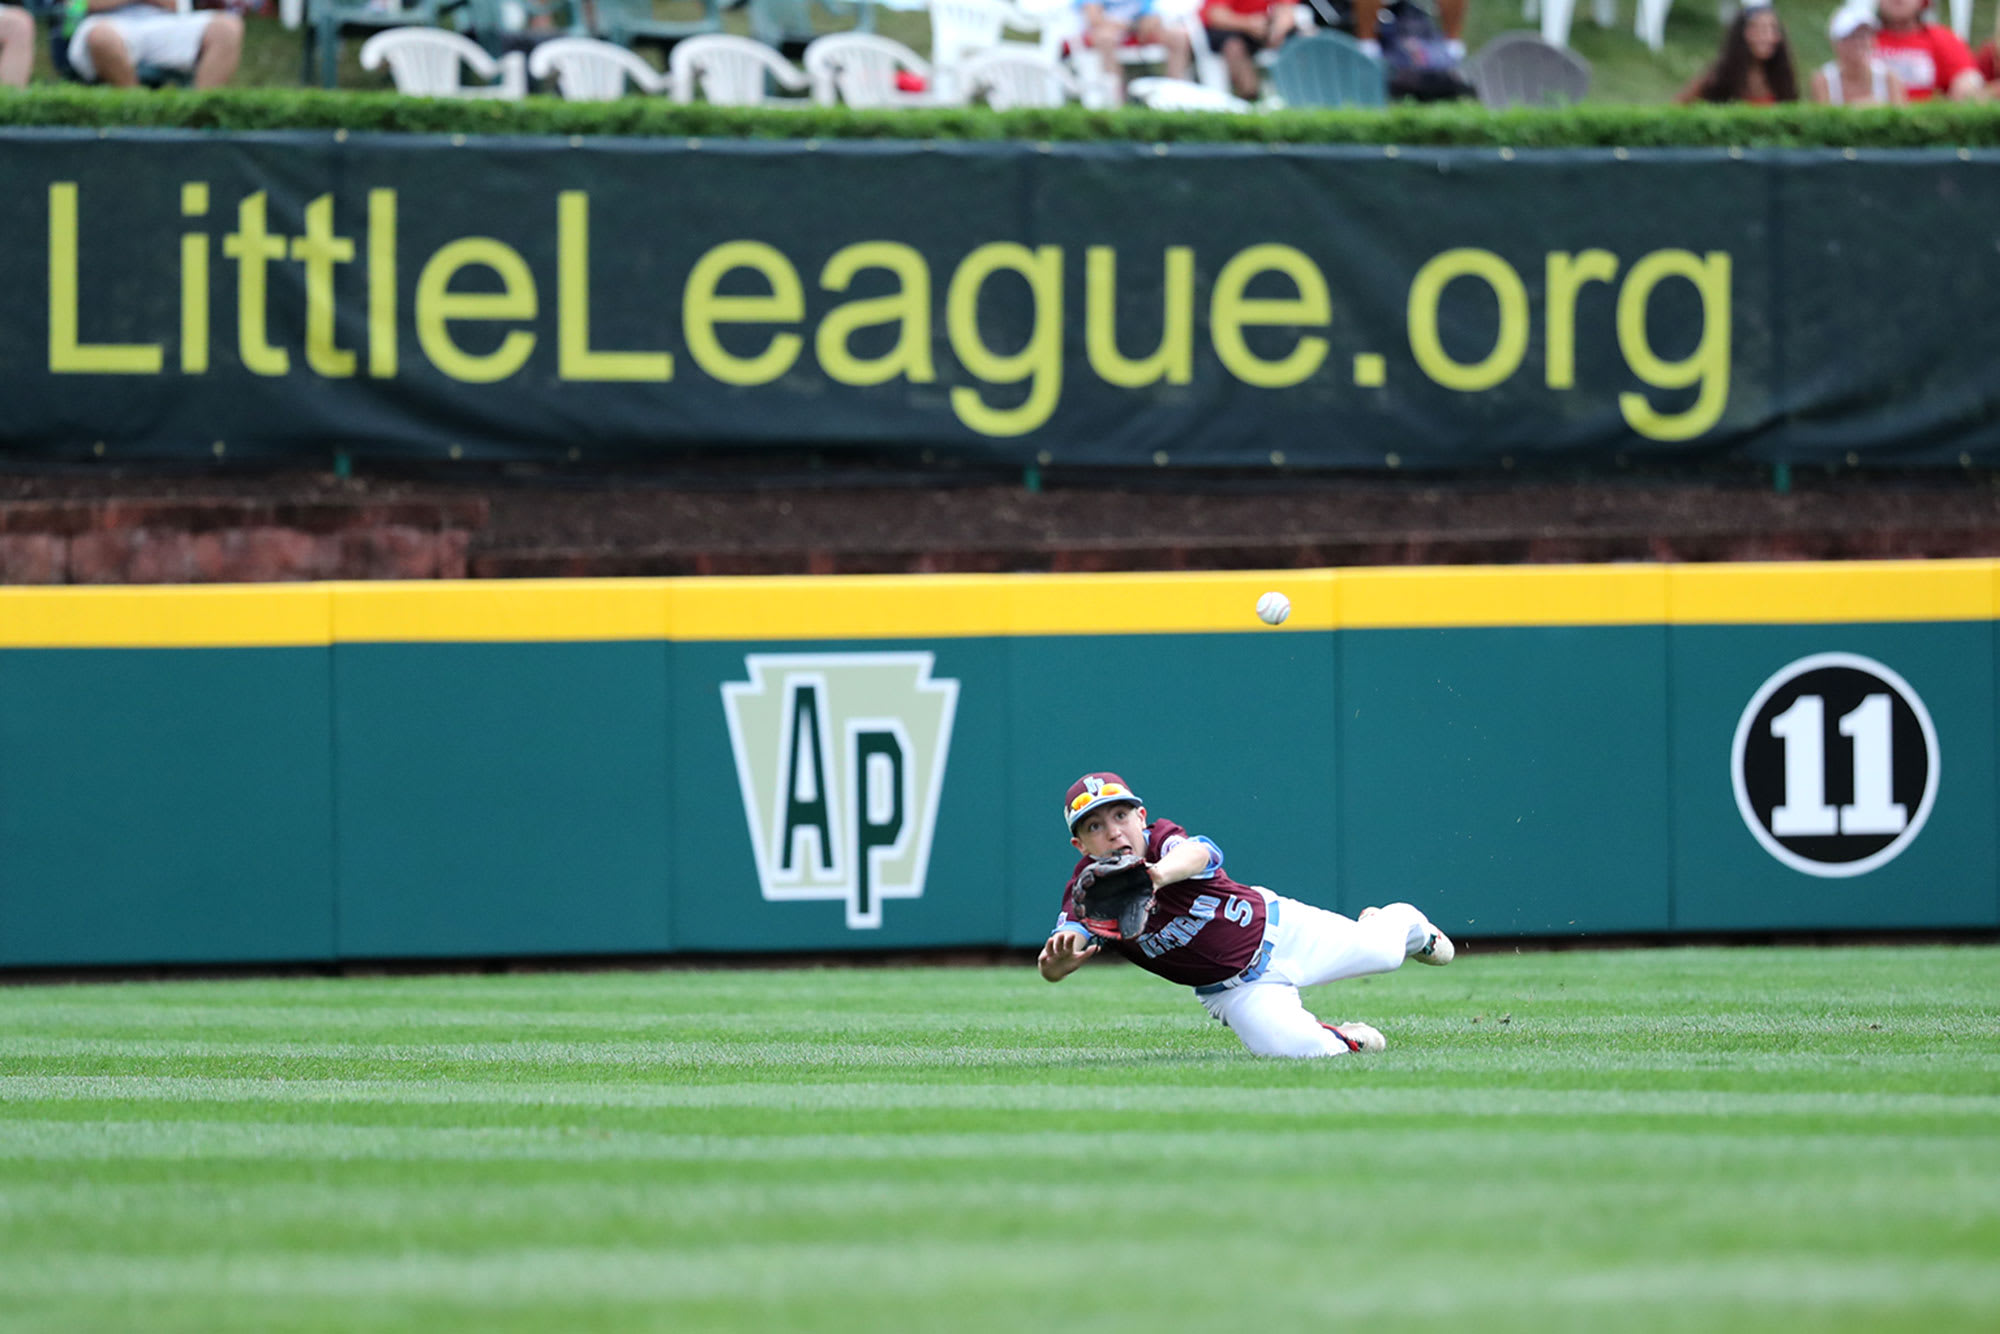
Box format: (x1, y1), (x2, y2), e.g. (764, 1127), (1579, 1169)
(3, 129), (1998, 468)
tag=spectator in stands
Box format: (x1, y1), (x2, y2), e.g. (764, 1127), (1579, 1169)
(0, 3), (31, 87)
(1871, 0), (1982, 100)
(1812, 6), (1907, 104)
(1348, 0), (1466, 61)
(65, 0), (243, 88)
(1080, 0), (1193, 103)
(1673, 1), (1798, 103)
(1970, 6), (2000, 91)
(1202, 0), (1295, 99)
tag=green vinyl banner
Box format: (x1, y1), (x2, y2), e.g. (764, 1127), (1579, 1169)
(2, 129), (1997, 467)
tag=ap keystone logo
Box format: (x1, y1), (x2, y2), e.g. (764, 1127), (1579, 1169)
(1731, 652), (1940, 878)
(721, 652), (959, 928)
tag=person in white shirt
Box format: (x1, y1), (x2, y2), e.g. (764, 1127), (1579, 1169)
(1812, 6), (1908, 105)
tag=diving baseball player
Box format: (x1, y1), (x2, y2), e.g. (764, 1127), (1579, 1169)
(1039, 772), (1455, 1057)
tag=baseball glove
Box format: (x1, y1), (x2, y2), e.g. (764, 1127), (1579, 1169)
(1073, 853), (1156, 941)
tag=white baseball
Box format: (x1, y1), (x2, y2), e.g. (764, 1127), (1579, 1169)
(1256, 591), (1291, 626)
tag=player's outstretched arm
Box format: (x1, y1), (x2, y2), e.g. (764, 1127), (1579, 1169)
(1148, 837), (1213, 889)
(1038, 930), (1098, 982)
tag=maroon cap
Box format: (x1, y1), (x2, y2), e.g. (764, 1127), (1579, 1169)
(1063, 772), (1144, 830)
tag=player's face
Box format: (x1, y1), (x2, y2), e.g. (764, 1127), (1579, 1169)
(1071, 802), (1147, 860)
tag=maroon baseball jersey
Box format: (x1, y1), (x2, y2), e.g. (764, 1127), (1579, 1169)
(1056, 818), (1268, 988)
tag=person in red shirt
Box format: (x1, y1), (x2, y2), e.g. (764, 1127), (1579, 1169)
(1971, 6), (2000, 86)
(1872, 0), (1982, 100)
(1673, 1), (1799, 104)
(1201, 0), (1297, 100)
(1039, 772), (1456, 1059)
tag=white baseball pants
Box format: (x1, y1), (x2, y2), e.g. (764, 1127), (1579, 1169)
(1196, 894), (1431, 1058)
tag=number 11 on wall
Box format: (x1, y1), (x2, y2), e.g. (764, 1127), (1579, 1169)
(1732, 652), (1940, 880)
(1769, 693), (1907, 838)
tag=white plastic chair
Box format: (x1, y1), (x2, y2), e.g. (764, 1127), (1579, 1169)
(1157, 0), (1229, 89)
(528, 36), (669, 100)
(927, 0), (1043, 99)
(1627, 0), (1749, 54)
(1025, 0), (1108, 106)
(1633, 0), (1671, 51)
(803, 32), (944, 107)
(359, 27), (528, 99)
(1464, 31), (1589, 107)
(1126, 74), (1252, 110)
(669, 33), (811, 104)
(958, 42), (1078, 107)
(1522, 0), (1615, 49)
(1025, 0), (1226, 106)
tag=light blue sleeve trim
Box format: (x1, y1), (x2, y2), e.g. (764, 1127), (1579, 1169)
(1052, 921), (1094, 940)
(1159, 832), (1223, 879)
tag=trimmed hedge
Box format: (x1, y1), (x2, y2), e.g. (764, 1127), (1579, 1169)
(8, 84), (2000, 146)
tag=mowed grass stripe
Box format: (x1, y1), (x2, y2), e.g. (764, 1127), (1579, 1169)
(2, 1178), (1992, 1285)
(2, 943), (1982, 1014)
(2, 1173), (1992, 1297)
(1, 1172), (1987, 1222)
(5, 1248), (2000, 1308)
(0, 947), (1996, 1334)
(6, 1117), (1997, 1165)
(5, 1076), (1998, 1121)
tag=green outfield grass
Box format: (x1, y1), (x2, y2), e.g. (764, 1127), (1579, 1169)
(1, 945), (1996, 1333)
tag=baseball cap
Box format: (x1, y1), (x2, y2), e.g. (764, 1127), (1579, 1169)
(1829, 5), (1877, 38)
(1063, 772), (1144, 830)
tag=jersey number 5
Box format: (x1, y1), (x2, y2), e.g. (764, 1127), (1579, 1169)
(1224, 896), (1253, 927)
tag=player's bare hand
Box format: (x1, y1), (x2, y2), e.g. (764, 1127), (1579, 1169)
(1038, 931), (1099, 982)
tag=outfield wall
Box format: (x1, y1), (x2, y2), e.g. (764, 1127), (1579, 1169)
(1, 560), (1995, 968)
